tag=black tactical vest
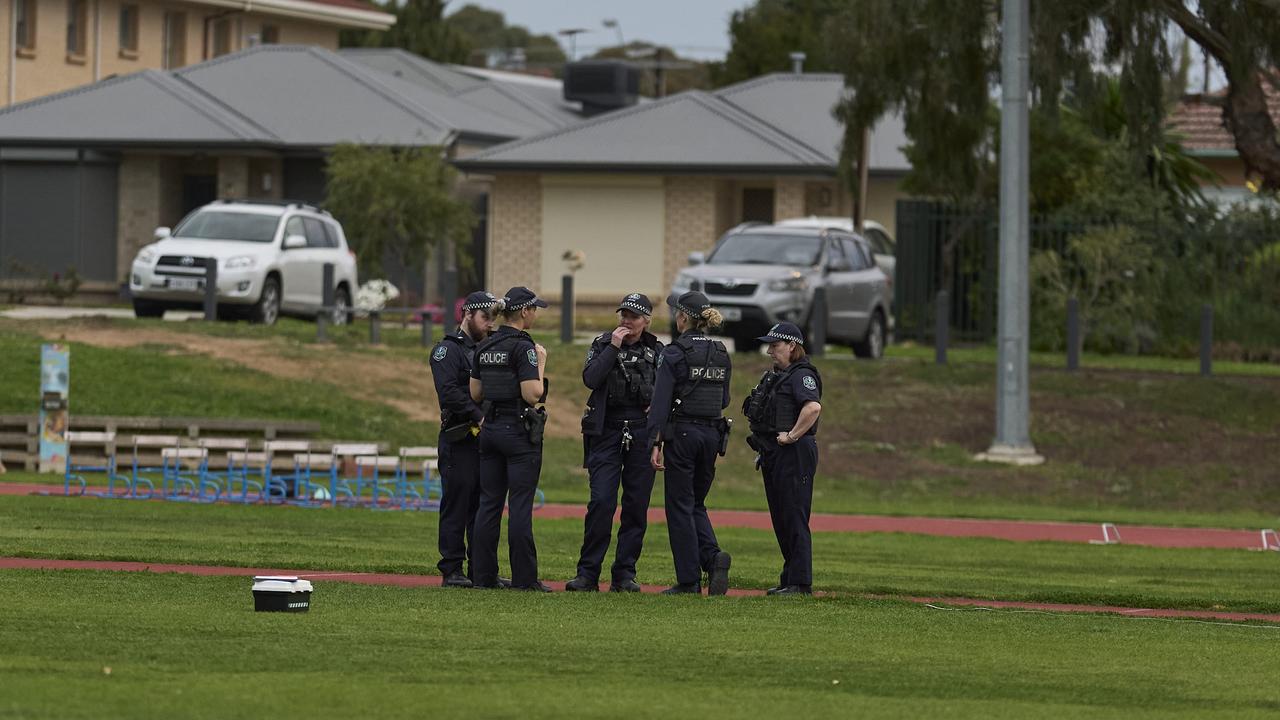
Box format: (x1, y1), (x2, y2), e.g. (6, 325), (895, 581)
(607, 343), (657, 409)
(743, 369), (782, 434)
(765, 361), (822, 433)
(673, 335), (730, 419)
(474, 331), (525, 406)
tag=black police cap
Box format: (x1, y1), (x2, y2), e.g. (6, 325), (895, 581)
(617, 293), (653, 316)
(757, 322), (805, 346)
(503, 286), (549, 311)
(666, 291), (712, 318)
(462, 291), (499, 311)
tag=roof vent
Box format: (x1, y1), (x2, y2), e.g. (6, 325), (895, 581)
(790, 52), (806, 74)
(563, 60), (640, 116)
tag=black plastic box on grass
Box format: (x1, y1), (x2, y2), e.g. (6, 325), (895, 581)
(252, 576), (312, 612)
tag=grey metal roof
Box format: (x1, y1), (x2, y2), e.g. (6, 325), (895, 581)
(337, 47), (483, 93)
(717, 73), (910, 172)
(454, 90), (833, 174)
(0, 70), (276, 146)
(0, 45), (545, 149)
(456, 73), (911, 175)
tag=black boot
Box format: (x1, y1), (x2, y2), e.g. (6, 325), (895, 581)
(660, 582), (701, 595)
(565, 576), (599, 592)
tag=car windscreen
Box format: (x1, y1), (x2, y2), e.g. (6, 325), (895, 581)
(172, 211), (281, 243)
(707, 234), (822, 266)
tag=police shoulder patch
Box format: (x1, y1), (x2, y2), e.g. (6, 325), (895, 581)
(586, 347), (595, 362)
(432, 345), (447, 362)
(527, 349), (538, 367)
(802, 375), (818, 391)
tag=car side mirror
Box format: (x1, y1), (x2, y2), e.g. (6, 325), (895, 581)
(154, 227), (171, 240)
(283, 234), (307, 250)
(687, 251), (705, 265)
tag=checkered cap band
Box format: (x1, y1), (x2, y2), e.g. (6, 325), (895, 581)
(618, 300), (651, 315)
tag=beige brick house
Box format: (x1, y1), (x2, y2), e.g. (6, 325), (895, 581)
(1168, 87), (1280, 206)
(0, 0), (393, 107)
(454, 73), (911, 304)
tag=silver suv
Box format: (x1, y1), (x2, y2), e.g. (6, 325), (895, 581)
(669, 223), (892, 357)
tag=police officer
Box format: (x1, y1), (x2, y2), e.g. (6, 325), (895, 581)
(469, 286), (552, 592)
(743, 322), (822, 596)
(565, 293), (662, 593)
(647, 291), (733, 595)
(431, 290), (499, 588)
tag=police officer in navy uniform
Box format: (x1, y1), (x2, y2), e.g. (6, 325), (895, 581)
(469, 286), (553, 592)
(743, 322), (823, 595)
(565, 293), (662, 593)
(647, 291), (733, 595)
(431, 291), (499, 588)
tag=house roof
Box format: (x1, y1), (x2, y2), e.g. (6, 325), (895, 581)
(338, 48), (482, 93)
(1168, 84), (1280, 158)
(454, 73), (910, 175)
(0, 45), (544, 149)
(188, 0), (394, 30)
(454, 88), (837, 174)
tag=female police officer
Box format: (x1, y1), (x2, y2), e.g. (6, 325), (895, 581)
(565, 293), (662, 593)
(647, 291), (733, 595)
(469, 286), (552, 592)
(743, 322), (822, 595)
(431, 291), (499, 589)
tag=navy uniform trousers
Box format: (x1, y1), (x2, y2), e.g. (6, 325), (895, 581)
(576, 416), (654, 583)
(472, 418), (542, 587)
(436, 432), (480, 578)
(760, 435), (817, 587)
(663, 421), (723, 586)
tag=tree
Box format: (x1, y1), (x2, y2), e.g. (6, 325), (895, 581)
(446, 4), (566, 70)
(341, 0), (470, 64)
(324, 145), (475, 294)
(714, 0), (844, 86)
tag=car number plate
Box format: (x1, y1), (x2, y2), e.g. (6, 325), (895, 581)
(169, 277), (202, 292)
(720, 307), (742, 322)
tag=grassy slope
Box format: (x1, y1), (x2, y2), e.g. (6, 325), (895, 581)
(2, 318), (1278, 526)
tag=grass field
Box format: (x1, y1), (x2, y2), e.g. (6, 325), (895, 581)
(3, 494), (1280, 718)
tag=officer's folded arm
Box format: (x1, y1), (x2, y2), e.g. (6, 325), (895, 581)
(520, 379), (544, 406)
(469, 377), (484, 404)
(780, 401), (822, 444)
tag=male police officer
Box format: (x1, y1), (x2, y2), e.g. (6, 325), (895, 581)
(431, 291), (499, 588)
(565, 293), (662, 593)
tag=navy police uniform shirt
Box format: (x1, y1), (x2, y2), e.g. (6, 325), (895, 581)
(582, 330), (662, 436)
(782, 362), (822, 436)
(469, 325), (541, 385)
(645, 331), (731, 448)
(431, 329), (484, 425)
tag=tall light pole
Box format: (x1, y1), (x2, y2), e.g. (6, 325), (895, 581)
(558, 28), (588, 61)
(979, 0), (1044, 466)
(603, 18), (624, 48)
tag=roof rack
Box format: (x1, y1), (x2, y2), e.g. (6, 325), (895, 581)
(214, 198), (328, 215)
(727, 221), (769, 233)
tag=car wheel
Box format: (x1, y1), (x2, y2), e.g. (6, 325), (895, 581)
(251, 276), (281, 326)
(852, 311), (885, 359)
(330, 286), (352, 326)
(132, 299), (165, 319)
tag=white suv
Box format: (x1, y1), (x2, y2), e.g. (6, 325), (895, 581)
(128, 200), (359, 325)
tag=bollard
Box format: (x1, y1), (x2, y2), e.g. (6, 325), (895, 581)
(935, 290), (949, 365)
(441, 269), (458, 334)
(1200, 303), (1213, 377)
(561, 274), (574, 344)
(318, 263), (334, 343)
(421, 314), (433, 348)
(809, 287), (827, 357)
(1066, 297), (1079, 371)
(203, 258), (218, 321)
(370, 310), (381, 345)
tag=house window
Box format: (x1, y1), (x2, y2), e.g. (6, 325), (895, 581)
(15, 0), (37, 53)
(163, 12), (186, 69)
(66, 0), (89, 58)
(261, 25), (280, 44)
(211, 18), (233, 57)
(119, 4), (140, 56)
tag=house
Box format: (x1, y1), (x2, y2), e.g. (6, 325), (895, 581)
(452, 71), (911, 304)
(0, 44), (587, 296)
(1168, 88), (1279, 207)
(0, 0), (394, 107)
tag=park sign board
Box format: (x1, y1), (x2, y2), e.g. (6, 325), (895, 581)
(38, 344), (70, 474)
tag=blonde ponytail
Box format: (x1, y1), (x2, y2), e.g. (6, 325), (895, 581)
(696, 307), (723, 331)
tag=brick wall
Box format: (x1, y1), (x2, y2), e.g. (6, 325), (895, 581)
(663, 176), (718, 291)
(774, 177), (805, 221)
(116, 155), (163, 275)
(488, 174), (542, 294)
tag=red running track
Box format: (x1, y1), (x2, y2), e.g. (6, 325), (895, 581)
(4, 556), (1279, 624)
(4, 482), (1278, 551)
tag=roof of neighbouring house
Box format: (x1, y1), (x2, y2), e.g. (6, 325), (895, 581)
(0, 45), (544, 149)
(1168, 84), (1280, 157)
(453, 73), (910, 175)
(189, 0), (394, 30)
